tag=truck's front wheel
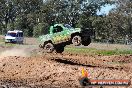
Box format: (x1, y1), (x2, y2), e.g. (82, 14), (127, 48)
(44, 43), (54, 53)
(72, 35), (82, 46)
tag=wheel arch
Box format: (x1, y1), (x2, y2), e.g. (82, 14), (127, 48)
(44, 40), (53, 46)
(71, 32), (81, 39)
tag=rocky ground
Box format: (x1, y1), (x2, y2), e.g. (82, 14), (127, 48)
(0, 37), (132, 88)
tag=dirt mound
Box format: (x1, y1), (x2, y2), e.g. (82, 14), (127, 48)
(42, 53), (132, 72)
(111, 55), (132, 63)
(0, 56), (81, 87)
(0, 54), (132, 88)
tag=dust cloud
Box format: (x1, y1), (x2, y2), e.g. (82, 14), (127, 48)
(0, 48), (30, 58)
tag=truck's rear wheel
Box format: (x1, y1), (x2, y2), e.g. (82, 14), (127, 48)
(44, 43), (54, 53)
(82, 38), (91, 46)
(72, 35), (82, 46)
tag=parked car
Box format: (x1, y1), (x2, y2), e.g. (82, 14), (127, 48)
(5, 30), (24, 44)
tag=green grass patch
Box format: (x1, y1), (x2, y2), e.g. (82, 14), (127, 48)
(65, 47), (132, 56)
(5, 43), (17, 47)
(0, 43), (17, 47)
(0, 39), (17, 47)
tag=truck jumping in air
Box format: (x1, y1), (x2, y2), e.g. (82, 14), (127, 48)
(38, 24), (92, 53)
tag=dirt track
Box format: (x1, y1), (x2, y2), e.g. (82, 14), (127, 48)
(0, 37), (132, 88)
(0, 45), (131, 88)
(0, 55), (132, 88)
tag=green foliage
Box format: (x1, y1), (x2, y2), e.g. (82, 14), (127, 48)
(33, 23), (48, 37)
(33, 24), (41, 37)
(0, 0), (131, 42)
(65, 47), (132, 56)
(0, 24), (2, 34)
(88, 0), (132, 41)
(23, 29), (29, 37)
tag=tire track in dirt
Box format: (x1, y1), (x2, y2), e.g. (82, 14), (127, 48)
(41, 52), (132, 72)
(0, 53), (132, 88)
(0, 46), (132, 88)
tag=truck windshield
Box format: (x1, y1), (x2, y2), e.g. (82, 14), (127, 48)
(64, 24), (73, 29)
(7, 33), (16, 37)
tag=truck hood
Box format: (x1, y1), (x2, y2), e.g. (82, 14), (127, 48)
(38, 34), (51, 43)
(69, 28), (81, 33)
(5, 36), (16, 40)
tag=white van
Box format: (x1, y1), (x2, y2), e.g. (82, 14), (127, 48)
(5, 30), (24, 44)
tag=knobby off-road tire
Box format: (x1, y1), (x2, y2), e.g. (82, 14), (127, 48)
(72, 35), (82, 46)
(44, 43), (54, 53)
(82, 37), (91, 46)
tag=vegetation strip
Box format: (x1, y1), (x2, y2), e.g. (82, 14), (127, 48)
(65, 47), (132, 55)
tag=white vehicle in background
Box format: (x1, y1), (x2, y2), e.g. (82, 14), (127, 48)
(5, 30), (24, 44)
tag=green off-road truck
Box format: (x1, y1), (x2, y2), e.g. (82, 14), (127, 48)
(38, 24), (92, 53)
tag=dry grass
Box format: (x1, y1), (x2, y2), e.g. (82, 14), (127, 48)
(87, 43), (132, 50)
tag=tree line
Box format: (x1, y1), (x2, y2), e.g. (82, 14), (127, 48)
(0, 0), (131, 43)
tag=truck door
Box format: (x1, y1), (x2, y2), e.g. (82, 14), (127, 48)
(19, 32), (24, 43)
(16, 33), (19, 43)
(52, 26), (68, 44)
